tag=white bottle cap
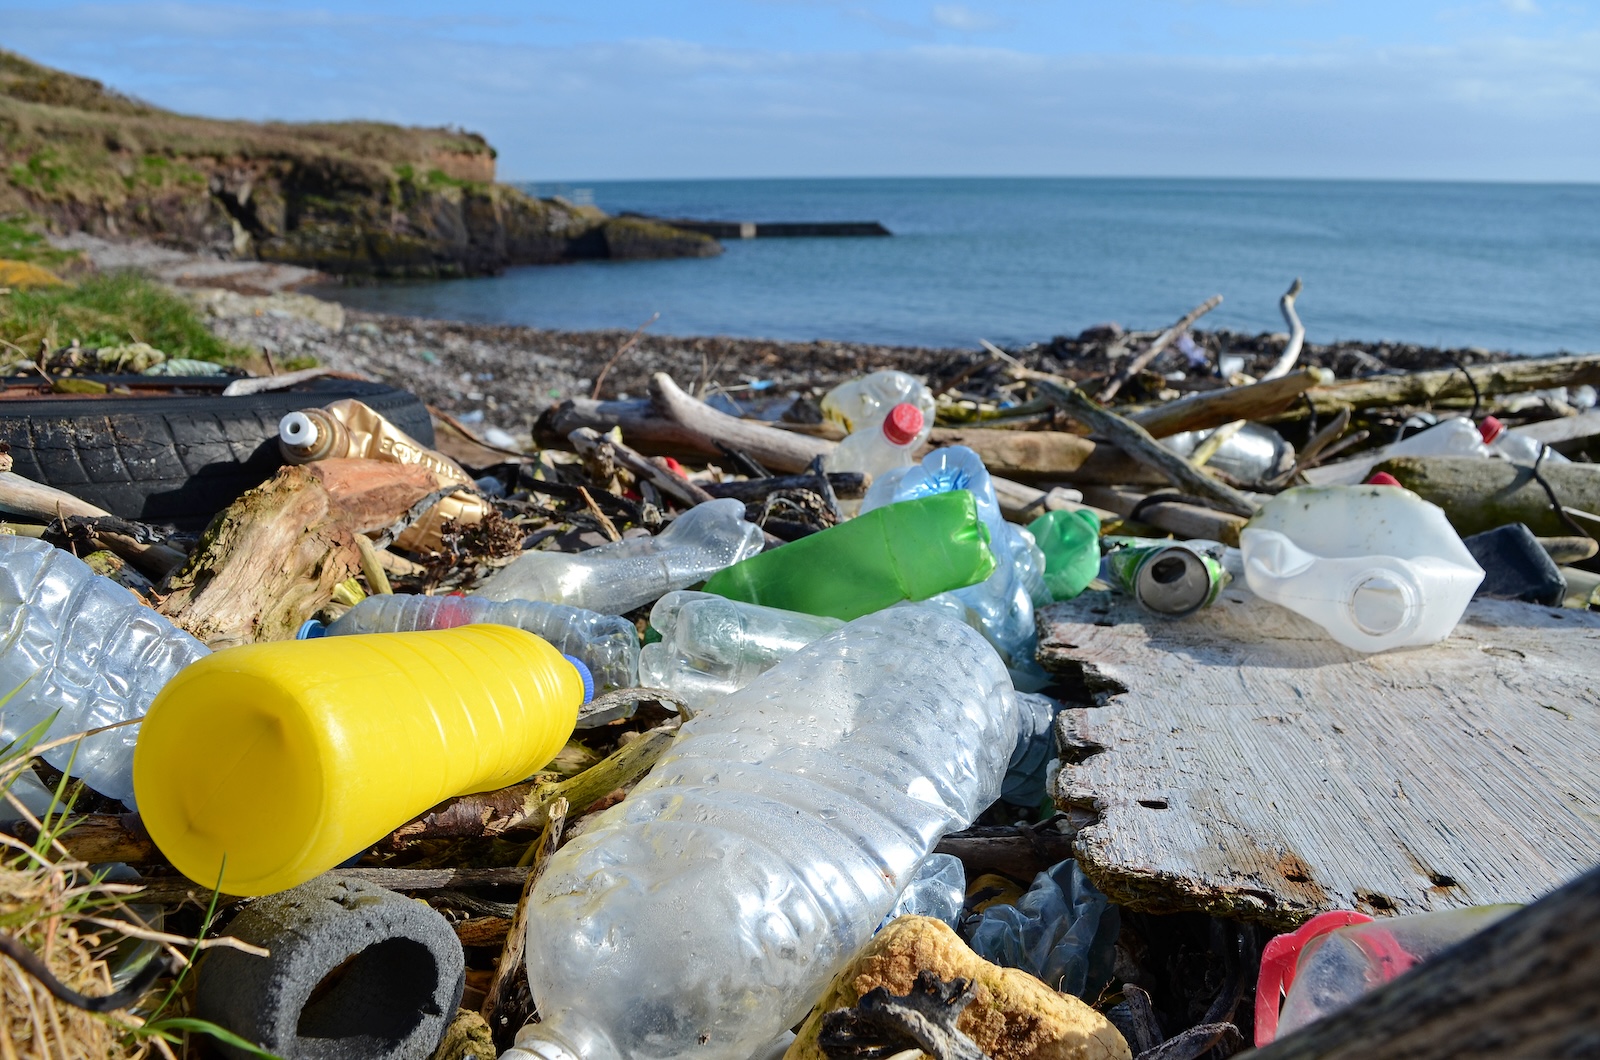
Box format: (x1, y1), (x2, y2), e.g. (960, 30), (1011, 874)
(279, 411), (319, 449)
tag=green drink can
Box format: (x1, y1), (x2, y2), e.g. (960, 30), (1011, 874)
(1101, 536), (1230, 617)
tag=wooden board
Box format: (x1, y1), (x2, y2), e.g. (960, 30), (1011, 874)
(1039, 589), (1600, 929)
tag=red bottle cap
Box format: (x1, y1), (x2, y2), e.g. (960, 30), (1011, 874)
(1365, 472), (1402, 487)
(1478, 416), (1506, 443)
(882, 403), (925, 446)
(660, 456), (688, 477)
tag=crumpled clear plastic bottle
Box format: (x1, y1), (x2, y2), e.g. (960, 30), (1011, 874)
(637, 591), (843, 711)
(321, 593), (639, 696)
(863, 446), (1049, 689)
(967, 858), (1120, 1000)
(0, 536), (208, 806)
(508, 606), (1019, 1060)
(475, 498), (764, 615)
(885, 852), (967, 929)
(820, 370), (937, 444)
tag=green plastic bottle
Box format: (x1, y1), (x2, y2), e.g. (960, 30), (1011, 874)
(701, 491), (996, 621)
(1027, 508), (1102, 602)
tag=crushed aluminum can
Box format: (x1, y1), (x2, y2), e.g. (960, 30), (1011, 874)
(1102, 536), (1230, 617)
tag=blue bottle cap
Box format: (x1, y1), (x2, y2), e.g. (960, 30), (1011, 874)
(297, 619), (327, 640)
(562, 654), (595, 704)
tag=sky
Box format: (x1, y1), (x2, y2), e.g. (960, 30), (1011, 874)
(2, 1), (1597, 182)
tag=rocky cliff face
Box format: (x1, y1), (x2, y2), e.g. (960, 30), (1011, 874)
(0, 50), (720, 277)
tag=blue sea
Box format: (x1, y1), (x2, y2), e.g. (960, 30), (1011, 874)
(321, 178), (1600, 355)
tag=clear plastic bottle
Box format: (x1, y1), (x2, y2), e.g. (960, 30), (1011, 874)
(824, 403), (926, 515)
(1306, 417), (1489, 486)
(318, 593), (639, 695)
(509, 606), (1020, 1060)
(819, 370), (937, 444)
(862, 446), (1046, 687)
(637, 591), (844, 711)
(884, 852), (967, 929)
(1480, 415), (1570, 467)
(0, 536), (208, 806)
(475, 498), (764, 615)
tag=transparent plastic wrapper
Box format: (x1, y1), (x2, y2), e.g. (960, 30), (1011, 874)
(0, 536), (208, 806)
(824, 403), (926, 516)
(862, 446), (1046, 686)
(1255, 905), (1518, 1046)
(134, 625), (590, 896)
(1241, 485), (1485, 653)
(1028, 509), (1102, 602)
(820, 370), (937, 445)
(510, 606), (1020, 1060)
(967, 858), (1120, 1000)
(638, 591), (843, 711)
(884, 853), (967, 929)
(1003, 691), (1060, 808)
(477, 498), (764, 614)
(702, 491), (995, 621)
(319, 593), (639, 696)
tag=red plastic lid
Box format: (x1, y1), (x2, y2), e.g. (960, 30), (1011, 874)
(1478, 416), (1506, 443)
(882, 403), (925, 446)
(1365, 472), (1402, 487)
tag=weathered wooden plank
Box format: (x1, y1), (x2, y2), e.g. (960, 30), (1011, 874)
(1040, 589), (1600, 930)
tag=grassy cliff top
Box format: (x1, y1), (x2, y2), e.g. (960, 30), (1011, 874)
(0, 49), (497, 212)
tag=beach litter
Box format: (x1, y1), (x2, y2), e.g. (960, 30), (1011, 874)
(2, 279), (1600, 1060)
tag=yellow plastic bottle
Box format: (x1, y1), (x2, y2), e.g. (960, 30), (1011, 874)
(133, 624), (588, 896)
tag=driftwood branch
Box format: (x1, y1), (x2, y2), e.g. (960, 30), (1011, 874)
(1078, 486), (1249, 546)
(1246, 863), (1600, 1060)
(1293, 354), (1600, 416)
(568, 426), (716, 508)
(650, 372), (834, 474)
(0, 471), (186, 575)
(1098, 295), (1223, 403)
(130, 865), (536, 905)
(1127, 367), (1331, 439)
(703, 472), (866, 502)
(820, 972), (988, 1060)
(1020, 374), (1259, 518)
(1190, 279), (1304, 468)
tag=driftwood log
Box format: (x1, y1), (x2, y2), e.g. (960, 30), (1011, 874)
(303, 458), (450, 535)
(1018, 374), (1259, 518)
(1375, 455), (1600, 537)
(1076, 486), (1249, 546)
(156, 463), (361, 647)
(1126, 368), (1332, 439)
(1244, 863), (1600, 1060)
(1293, 354), (1600, 416)
(926, 427), (1161, 486)
(1041, 591), (1600, 928)
(0, 470), (186, 575)
(1188, 279), (1304, 467)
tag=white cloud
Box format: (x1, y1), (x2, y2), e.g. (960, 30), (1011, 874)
(930, 4), (1009, 32)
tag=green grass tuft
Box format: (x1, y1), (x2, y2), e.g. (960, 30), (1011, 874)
(1, 271), (250, 362)
(0, 214), (80, 270)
